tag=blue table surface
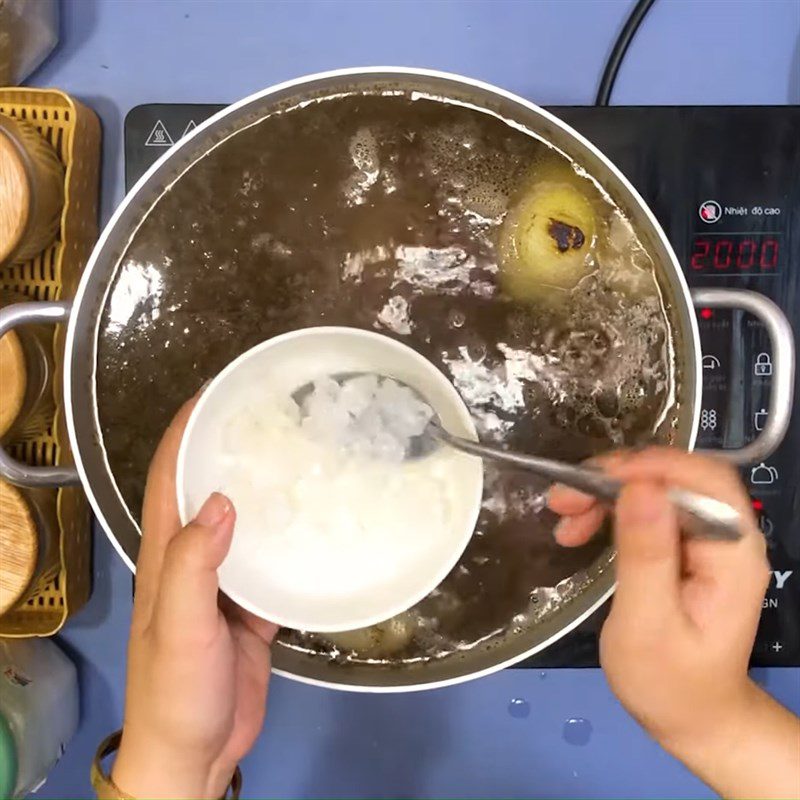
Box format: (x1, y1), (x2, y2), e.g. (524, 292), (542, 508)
(30, 0), (800, 797)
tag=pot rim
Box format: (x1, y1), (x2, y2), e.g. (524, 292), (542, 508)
(64, 66), (702, 692)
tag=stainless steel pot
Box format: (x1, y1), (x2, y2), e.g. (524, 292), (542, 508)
(0, 69), (794, 691)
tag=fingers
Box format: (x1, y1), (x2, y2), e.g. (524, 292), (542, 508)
(220, 595), (279, 644)
(548, 451), (631, 546)
(612, 481), (681, 620)
(608, 448), (752, 518)
(606, 448), (763, 587)
(141, 397), (199, 547)
(154, 493), (235, 641)
(685, 522), (770, 637)
(135, 397), (199, 626)
(553, 505), (606, 547)
(684, 522), (767, 584)
(548, 447), (758, 555)
(548, 484), (597, 516)
(549, 446), (767, 649)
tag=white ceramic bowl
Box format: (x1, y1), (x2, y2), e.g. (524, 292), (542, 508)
(176, 326), (484, 632)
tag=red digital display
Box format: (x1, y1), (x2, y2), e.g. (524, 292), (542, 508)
(691, 234), (781, 273)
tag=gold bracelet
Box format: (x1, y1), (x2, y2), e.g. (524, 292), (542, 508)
(91, 730), (242, 800)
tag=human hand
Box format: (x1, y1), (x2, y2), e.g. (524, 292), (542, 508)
(112, 399), (278, 800)
(551, 448), (766, 746)
(549, 448), (800, 799)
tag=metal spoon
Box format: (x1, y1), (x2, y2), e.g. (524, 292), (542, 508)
(294, 373), (743, 542)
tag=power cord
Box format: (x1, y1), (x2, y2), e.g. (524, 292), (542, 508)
(595, 0), (657, 106)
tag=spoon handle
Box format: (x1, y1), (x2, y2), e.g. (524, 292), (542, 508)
(432, 427), (742, 542)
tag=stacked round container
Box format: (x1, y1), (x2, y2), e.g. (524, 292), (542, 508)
(0, 88), (99, 637)
(0, 482), (60, 618)
(0, 113), (64, 266)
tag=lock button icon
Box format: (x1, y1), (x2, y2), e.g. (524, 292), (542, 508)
(754, 352), (773, 377)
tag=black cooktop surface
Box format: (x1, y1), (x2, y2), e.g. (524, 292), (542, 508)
(124, 104), (800, 668)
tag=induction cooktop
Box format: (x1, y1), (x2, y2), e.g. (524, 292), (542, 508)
(124, 103), (800, 668)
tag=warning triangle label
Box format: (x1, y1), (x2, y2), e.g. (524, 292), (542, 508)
(145, 120), (174, 147)
(182, 120), (197, 138)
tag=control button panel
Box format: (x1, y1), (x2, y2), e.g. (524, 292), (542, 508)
(530, 105), (800, 668)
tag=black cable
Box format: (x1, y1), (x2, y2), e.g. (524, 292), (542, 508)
(595, 0), (657, 106)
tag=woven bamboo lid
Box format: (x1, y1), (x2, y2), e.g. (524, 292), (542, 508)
(0, 126), (30, 265)
(0, 329), (26, 438)
(0, 480), (37, 616)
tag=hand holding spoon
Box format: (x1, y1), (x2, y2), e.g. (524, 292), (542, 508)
(294, 373), (743, 543)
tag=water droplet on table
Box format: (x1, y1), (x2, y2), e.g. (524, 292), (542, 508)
(562, 717), (593, 745)
(508, 698), (530, 718)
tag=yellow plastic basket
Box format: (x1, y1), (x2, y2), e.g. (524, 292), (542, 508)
(0, 88), (100, 636)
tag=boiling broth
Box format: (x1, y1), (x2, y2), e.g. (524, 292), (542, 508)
(97, 92), (678, 664)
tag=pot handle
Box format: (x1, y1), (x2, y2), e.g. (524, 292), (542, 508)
(691, 288), (795, 465)
(0, 301), (81, 487)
